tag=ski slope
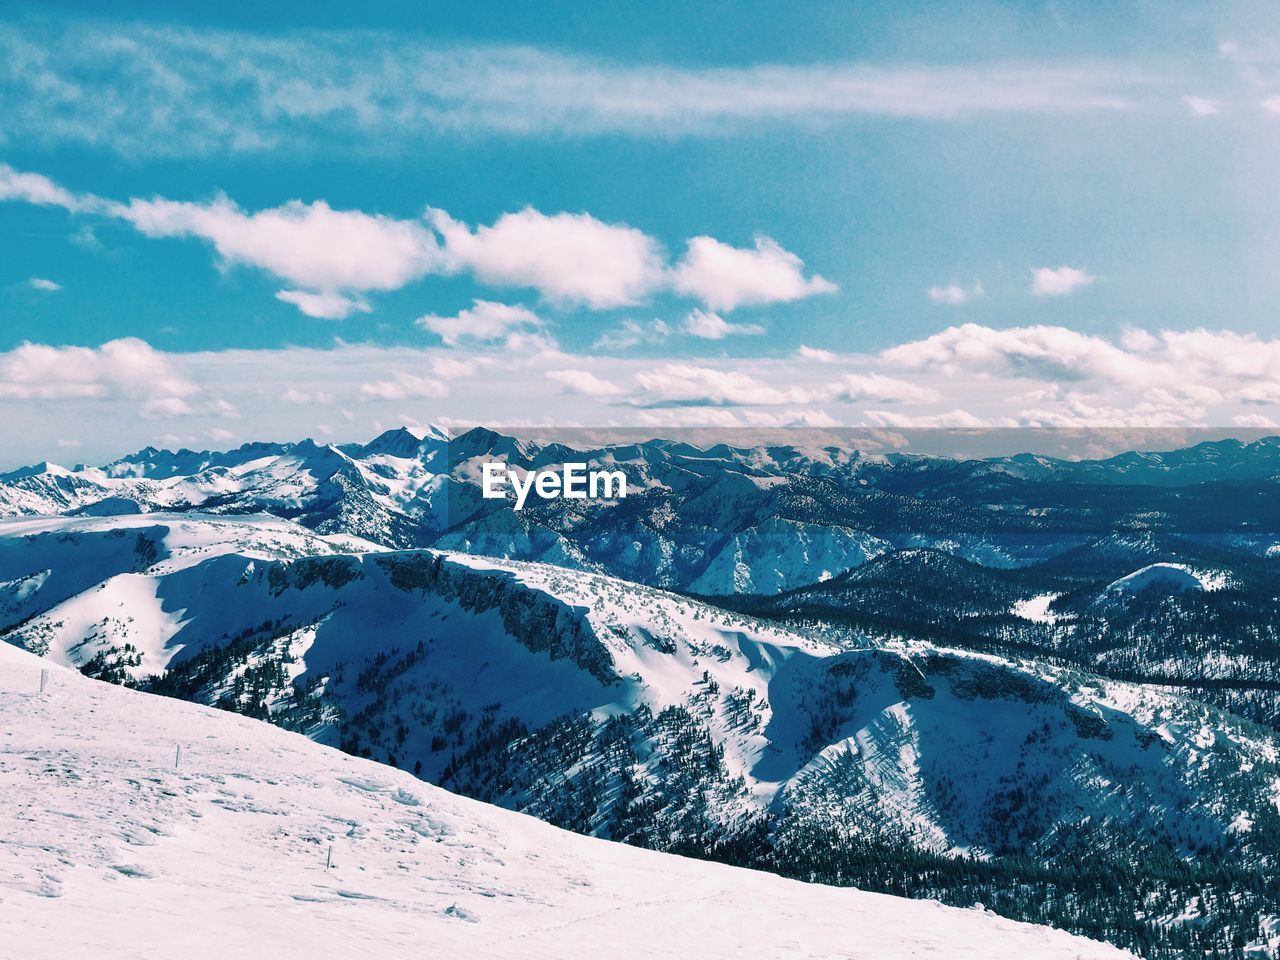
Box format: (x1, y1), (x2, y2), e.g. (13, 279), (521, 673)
(0, 643), (1134, 960)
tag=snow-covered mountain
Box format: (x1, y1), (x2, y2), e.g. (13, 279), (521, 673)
(5, 427), (1280, 596)
(7, 430), (1280, 955)
(3, 513), (1279, 955)
(0, 642), (1137, 960)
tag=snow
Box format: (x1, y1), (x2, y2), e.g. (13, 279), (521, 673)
(1104, 562), (1212, 595)
(1012, 593), (1062, 624)
(0, 643), (1135, 960)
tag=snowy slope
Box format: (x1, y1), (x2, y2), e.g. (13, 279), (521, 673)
(1105, 562), (1213, 595)
(0, 643), (1135, 960)
(5, 524), (1278, 884)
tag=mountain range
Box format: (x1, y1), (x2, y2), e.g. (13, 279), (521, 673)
(5, 427), (1280, 957)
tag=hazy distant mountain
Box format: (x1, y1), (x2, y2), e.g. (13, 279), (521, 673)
(3, 427), (1280, 596)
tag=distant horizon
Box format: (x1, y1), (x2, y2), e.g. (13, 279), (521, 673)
(10, 422), (1280, 474)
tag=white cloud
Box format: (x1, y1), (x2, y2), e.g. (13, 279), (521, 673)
(864, 408), (997, 429)
(1, 165), (834, 319)
(880, 323), (1280, 422)
(833, 373), (940, 404)
(416, 300), (543, 347)
(882, 323), (1149, 384)
(0, 339), (198, 414)
(796, 345), (838, 363)
(546, 369), (625, 397)
(120, 195), (442, 308)
(592, 319), (672, 352)
(430, 208), (665, 309)
(927, 281), (983, 305)
(0, 22), (1150, 158)
(428, 356), (492, 380)
(282, 387), (333, 404)
(1182, 95), (1222, 116)
(673, 235), (836, 312)
(1233, 413), (1279, 428)
(141, 396), (195, 418)
(1031, 265), (1097, 297)
(633, 407), (840, 429)
(681, 309), (766, 340)
(630, 364), (812, 408)
(275, 290), (371, 320)
(27, 277), (62, 292)
(0, 164), (91, 210)
(1261, 96), (1280, 114)
(9, 324), (1280, 467)
(359, 372), (449, 401)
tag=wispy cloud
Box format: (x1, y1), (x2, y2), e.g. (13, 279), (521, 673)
(681, 309), (765, 340)
(415, 300), (544, 347)
(0, 20), (1153, 157)
(927, 281), (983, 305)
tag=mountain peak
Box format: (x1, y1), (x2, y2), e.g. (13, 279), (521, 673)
(358, 426), (427, 459)
(0, 460), (71, 481)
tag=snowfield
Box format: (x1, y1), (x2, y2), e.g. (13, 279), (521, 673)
(0, 643), (1134, 960)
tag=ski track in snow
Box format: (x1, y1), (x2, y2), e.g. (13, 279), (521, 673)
(0, 643), (1134, 960)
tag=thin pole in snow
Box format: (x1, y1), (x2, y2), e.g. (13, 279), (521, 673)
(326, 844), (333, 869)
(174, 745), (181, 769)
(39, 669), (48, 694)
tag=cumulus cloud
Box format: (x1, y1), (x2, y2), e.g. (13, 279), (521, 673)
(864, 408), (997, 429)
(359, 372), (449, 401)
(120, 195), (442, 308)
(630, 364), (812, 408)
(1031, 265), (1097, 297)
(681, 309), (765, 340)
(546, 369), (625, 397)
(8, 323), (1280, 466)
(415, 300), (543, 347)
(796, 345), (838, 363)
(2, 164), (837, 319)
(927, 282), (983, 305)
(673, 235), (836, 312)
(0, 339), (198, 415)
(833, 373), (940, 404)
(1233, 413), (1279, 428)
(878, 323), (1280, 425)
(429, 208), (666, 309)
(26, 277), (61, 292)
(882, 323), (1145, 384)
(275, 290), (371, 320)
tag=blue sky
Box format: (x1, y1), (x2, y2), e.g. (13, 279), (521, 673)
(4, 2), (1280, 463)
